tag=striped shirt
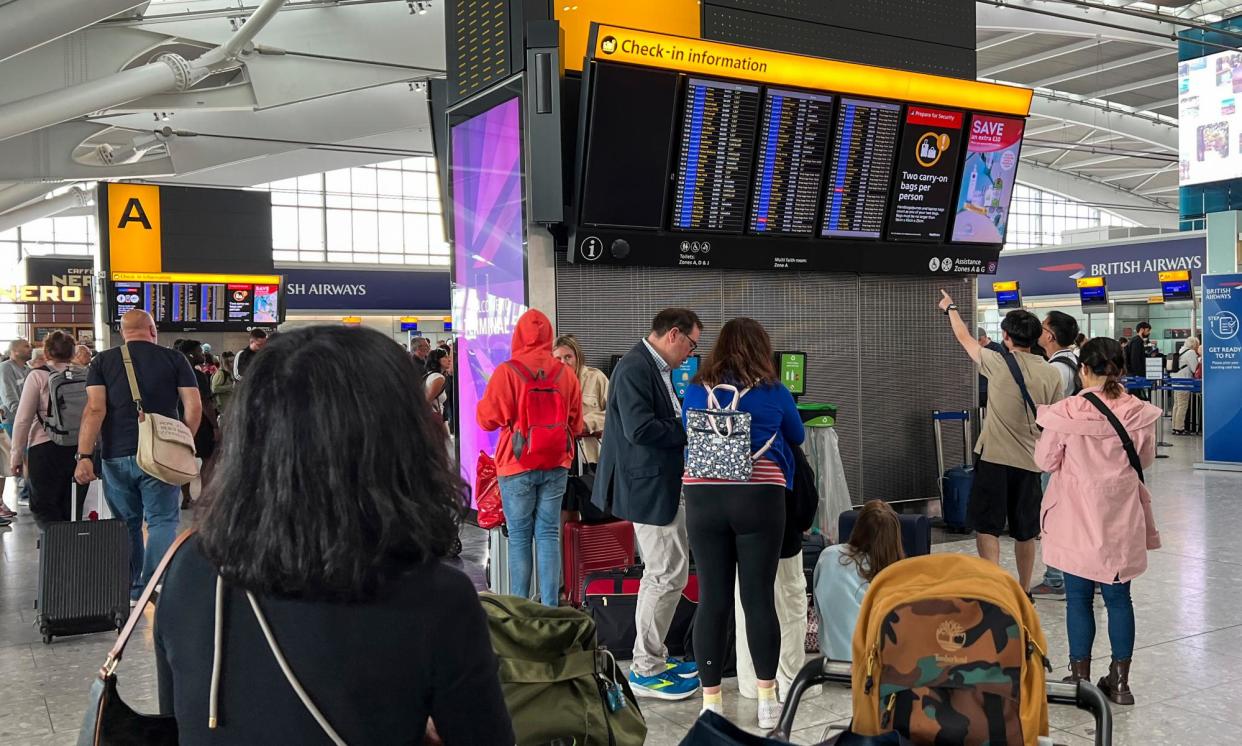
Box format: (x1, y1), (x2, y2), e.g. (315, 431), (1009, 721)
(683, 458), (787, 487)
(642, 338), (681, 416)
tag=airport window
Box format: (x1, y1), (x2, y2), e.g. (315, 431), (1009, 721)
(1005, 183), (1134, 251)
(255, 156), (449, 266)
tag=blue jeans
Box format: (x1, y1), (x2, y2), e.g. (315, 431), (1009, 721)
(498, 468), (567, 607)
(102, 456), (182, 599)
(1064, 572), (1134, 662)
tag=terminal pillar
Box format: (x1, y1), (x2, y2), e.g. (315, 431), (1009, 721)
(1206, 210), (1242, 275)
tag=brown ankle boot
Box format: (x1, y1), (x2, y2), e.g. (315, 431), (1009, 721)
(1063, 659), (1091, 684)
(1097, 659), (1135, 706)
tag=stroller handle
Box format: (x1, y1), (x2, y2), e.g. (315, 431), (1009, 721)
(771, 658), (1113, 746)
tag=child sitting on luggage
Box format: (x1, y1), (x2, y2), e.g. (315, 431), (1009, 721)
(812, 500), (904, 661)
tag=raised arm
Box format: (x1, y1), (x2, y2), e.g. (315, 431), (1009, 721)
(939, 289), (982, 365)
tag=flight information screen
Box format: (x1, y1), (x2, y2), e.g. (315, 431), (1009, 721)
(748, 89), (834, 236)
(110, 273), (283, 329)
(821, 98), (901, 239)
(671, 78), (761, 233)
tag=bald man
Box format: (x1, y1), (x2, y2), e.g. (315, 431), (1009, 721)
(76, 309), (201, 601)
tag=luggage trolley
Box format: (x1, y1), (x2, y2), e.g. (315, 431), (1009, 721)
(774, 658), (1113, 746)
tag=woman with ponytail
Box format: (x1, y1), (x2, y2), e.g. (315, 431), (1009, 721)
(1035, 337), (1162, 707)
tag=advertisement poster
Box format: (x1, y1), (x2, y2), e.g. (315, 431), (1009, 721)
(450, 96), (527, 498)
(1178, 51), (1242, 186)
(951, 114), (1025, 245)
(887, 106), (964, 241)
(1203, 273), (1242, 465)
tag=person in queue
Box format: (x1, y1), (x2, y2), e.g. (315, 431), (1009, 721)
(9, 332), (87, 527)
(1125, 322), (1153, 377)
(593, 308), (703, 700)
(477, 309), (582, 607)
(410, 336), (432, 367)
(424, 348), (453, 420)
(176, 340), (219, 504)
(211, 351), (236, 415)
(552, 334), (609, 465)
(813, 499), (905, 662)
(154, 325), (513, 744)
(939, 290), (1063, 595)
(681, 317), (804, 728)
(1036, 337), (1161, 706)
(72, 344), (93, 367)
(0, 338), (33, 522)
(234, 328), (267, 381)
(1171, 336), (1201, 436)
(75, 309), (201, 602)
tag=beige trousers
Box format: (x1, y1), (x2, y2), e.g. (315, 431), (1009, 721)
(734, 552), (819, 701)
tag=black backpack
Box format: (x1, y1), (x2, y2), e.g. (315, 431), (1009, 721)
(1049, 355), (1083, 396)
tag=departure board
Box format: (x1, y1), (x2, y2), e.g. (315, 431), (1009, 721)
(109, 274), (283, 329)
(749, 89), (834, 235)
(821, 98), (901, 239)
(672, 78), (761, 233)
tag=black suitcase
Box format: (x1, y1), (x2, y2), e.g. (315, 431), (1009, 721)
(838, 509), (932, 558)
(36, 519), (131, 644)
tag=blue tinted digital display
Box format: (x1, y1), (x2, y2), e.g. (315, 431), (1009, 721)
(1162, 280), (1193, 301)
(673, 355), (700, 399)
(1079, 286), (1108, 306)
(996, 289), (1022, 309)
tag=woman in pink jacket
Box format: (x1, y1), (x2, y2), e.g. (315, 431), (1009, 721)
(1035, 337), (1161, 707)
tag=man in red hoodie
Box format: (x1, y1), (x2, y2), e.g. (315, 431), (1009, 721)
(478, 309), (583, 606)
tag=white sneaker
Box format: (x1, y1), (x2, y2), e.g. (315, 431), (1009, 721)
(757, 693), (781, 730)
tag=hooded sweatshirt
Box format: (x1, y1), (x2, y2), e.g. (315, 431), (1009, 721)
(1035, 387), (1162, 584)
(476, 309), (583, 477)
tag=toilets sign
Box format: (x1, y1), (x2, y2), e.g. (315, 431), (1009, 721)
(1202, 273), (1242, 465)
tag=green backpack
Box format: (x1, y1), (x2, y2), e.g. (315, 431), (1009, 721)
(481, 594), (647, 746)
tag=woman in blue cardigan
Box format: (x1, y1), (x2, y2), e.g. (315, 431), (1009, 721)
(681, 318), (805, 729)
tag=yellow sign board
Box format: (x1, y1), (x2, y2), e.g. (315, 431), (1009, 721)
(589, 25), (1033, 116)
(1148, 296), (1165, 304)
(342, 316), (363, 325)
(992, 280), (1019, 292)
(110, 272), (281, 285)
(106, 184), (162, 273)
(1076, 276), (1105, 288)
(399, 316), (419, 324)
(1158, 270), (1191, 283)
(558, 1), (700, 71)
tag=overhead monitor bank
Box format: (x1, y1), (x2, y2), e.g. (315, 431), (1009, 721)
(568, 25), (1032, 276)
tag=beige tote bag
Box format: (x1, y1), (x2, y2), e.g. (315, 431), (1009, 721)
(121, 344), (198, 486)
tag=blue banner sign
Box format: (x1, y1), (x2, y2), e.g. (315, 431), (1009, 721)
(281, 268), (449, 311)
(1203, 273), (1242, 465)
(984, 236), (1205, 298)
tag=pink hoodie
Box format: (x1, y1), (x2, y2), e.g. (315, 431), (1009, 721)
(1035, 388), (1163, 584)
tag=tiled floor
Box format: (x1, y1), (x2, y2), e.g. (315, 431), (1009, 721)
(1, 432), (1238, 745)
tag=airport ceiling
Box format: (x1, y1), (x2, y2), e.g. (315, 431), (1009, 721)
(0, 0), (1233, 227)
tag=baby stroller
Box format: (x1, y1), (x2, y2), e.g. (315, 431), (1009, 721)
(679, 554), (1112, 746)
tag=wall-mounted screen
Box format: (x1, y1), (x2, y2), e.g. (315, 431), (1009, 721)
(1160, 270), (1194, 302)
(820, 98), (901, 239)
(1178, 51), (1242, 186)
(109, 273), (283, 330)
(671, 78), (762, 233)
(451, 93), (527, 498)
(993, 280), (1022, 309)
(672, 355), (700, 399)
(749, 89), (834, 236)
(952, 114), (1025, 245)
(887, 106), (965, 242)
(777, 351), (807, 396)
(1077, 276), (1109, 310)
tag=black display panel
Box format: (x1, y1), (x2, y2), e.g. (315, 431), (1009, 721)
(109, 277), (283, 331)
(579, 64), (681, 228)
(671, 77), (761, 233)
(886, 106), (965, 242)
(821, 98), (901, 239)
(748, 88), (834, 236)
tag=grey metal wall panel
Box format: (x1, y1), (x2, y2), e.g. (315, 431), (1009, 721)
(704, 0), (974, 52)
(554, 261), (978, 503)
(703, 7), (975, 80)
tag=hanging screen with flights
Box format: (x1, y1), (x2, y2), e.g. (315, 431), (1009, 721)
(748, 89), (834, 236)
(671, 78), (761, 233)
(820, 98), (901, 239)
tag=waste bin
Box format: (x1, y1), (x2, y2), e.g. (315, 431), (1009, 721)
(798, 403), (851, 541)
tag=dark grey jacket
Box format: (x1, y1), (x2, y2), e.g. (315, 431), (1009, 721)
(592, 342), (686, 526)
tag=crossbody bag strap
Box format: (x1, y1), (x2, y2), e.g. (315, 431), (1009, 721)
(1002, 352), (1039, 421)
(1081, 392), (1145, 483)
(119, 343), (144, 413)
(100, 530), (197, 678)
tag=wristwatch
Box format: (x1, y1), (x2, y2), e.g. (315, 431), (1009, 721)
(74, 452), (93, 462)
(944, 304), (958, 316)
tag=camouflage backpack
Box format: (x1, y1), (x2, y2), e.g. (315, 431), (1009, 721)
(848, 554), (1051, 746)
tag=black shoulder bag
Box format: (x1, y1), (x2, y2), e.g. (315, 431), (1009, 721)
(1081, 392), (1145, 483)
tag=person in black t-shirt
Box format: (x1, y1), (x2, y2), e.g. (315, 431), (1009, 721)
(75, 310), (201, 601)
(234, 328), (268, 380)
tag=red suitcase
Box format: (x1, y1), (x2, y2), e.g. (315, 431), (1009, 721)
(563, 519), (635, 607)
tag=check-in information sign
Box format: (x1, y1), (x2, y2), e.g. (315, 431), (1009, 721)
(1203, 273), (1242, 465)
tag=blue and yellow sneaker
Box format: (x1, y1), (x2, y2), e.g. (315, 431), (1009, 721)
(665, 657), (698, 678)
(627, 669), (701, 700)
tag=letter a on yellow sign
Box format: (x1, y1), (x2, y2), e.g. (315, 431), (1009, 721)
(107, 184), (162, 272)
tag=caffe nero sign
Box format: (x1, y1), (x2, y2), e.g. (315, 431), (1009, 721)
(281, 268), (449, 311)
(985, 235), (1206, 297)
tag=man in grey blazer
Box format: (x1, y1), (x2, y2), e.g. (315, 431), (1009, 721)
(593, 308), (703, 700)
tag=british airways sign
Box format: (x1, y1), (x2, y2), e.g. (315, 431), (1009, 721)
(986, 235), (1206, 298)
(280, 268), (449, 311)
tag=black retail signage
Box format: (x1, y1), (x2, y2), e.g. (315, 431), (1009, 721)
(887, 106), (964, 242)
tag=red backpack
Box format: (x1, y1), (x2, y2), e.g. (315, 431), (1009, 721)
(506, 361), (573, 470)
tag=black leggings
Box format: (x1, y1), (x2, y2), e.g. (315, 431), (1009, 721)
(27, 441), (85, 528)
(684, 482), (785, 688)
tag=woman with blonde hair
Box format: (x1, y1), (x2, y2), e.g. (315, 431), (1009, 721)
(1171, 336), (1200, 435)
(552, 334), (609, 464)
